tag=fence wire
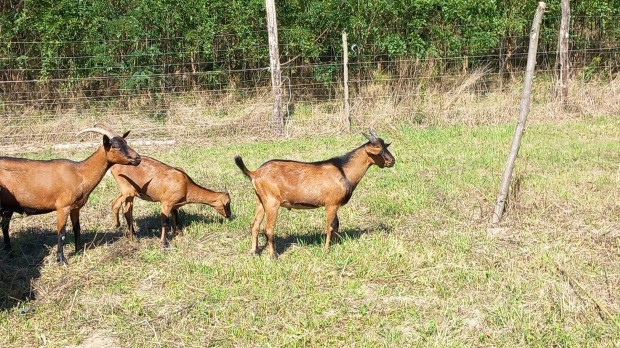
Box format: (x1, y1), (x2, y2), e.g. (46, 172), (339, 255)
(1, 28), (619, 152)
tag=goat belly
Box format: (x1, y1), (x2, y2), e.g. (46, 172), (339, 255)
(281, 201), (320, 209)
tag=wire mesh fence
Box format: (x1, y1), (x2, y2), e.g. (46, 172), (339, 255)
(1, 18), (619, 152)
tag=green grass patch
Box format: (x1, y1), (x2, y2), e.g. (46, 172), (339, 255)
(1, 117), (620, 347)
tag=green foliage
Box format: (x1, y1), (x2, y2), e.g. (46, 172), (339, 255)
(1, 0), (619, 95)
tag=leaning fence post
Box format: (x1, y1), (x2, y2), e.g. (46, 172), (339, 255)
(492, 2), (546, 224)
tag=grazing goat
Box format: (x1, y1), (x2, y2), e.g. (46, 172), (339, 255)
(234, 130), (395, 258)
(0, 125), (141, 265)
(110, 156), (232, 247)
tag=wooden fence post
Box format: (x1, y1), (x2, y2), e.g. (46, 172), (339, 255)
(558, 0), (570, 106)
(265, 0), (283, 134)
(491, 2), (547, 224)
(342, 31), (351, 132)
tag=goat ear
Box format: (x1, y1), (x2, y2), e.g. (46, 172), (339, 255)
(122, 130), (131, 139)
(103, 135), (111, 148)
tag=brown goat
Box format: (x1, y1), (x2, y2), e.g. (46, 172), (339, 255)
(0, 125), (141, 265)
(110, 156), (232, 247)
(234, 130), (395, 258)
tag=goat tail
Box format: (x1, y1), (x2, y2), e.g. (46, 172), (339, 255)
(234, 155), (253, 180)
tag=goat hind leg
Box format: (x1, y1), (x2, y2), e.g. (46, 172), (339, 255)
(263, 201), (280, 259)
(250, 200), (265, 255)
(111, 194), (123, 229)
(1, 210), (13, 251)
(123, 197), (137, 241)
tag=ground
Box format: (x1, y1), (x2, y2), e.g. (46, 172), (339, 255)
(1, 117), (619, 347)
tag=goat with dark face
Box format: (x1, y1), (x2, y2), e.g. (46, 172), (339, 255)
(0, 125), (141, 265)
(234, 130), (395, 258)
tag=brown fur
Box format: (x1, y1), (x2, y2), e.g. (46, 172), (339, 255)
(235, 131), (395, 258)
(110, 156), (231, 247)
(0, 128), (141, 265)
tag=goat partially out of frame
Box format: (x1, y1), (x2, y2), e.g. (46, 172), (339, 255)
(234, 130), (395, 258)
(110, 156), (232, 248)
(0, 126), (141, 265)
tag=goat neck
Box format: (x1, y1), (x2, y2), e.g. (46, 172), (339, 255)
(340, 145), (375, 188)
(186, 182), (221, 205)
(76, 146), (111, 193)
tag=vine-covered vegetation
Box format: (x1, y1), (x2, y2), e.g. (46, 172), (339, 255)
(0, 0), (619, 97)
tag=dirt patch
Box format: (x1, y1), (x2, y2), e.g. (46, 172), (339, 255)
(67, 331), (120, 348)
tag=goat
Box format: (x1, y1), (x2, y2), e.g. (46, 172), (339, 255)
(110, 156), (232, 248)
(234, 130), (395, 258)
(0, 125), (141, 265)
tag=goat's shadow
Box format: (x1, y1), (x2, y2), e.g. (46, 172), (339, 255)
(0, 225), (128, 312)
(131, 210), (229, 242)
(263, 222), (394, 256)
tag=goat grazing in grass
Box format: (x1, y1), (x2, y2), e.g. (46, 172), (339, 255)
(234, 130), (395, 258)
(0, 125), (141, 265)
(110, 156), (232, 248)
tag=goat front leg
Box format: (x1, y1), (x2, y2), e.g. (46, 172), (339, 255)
(160, 204), (172, 248)
(1, 210), (14, 251)
(324, 205), (340, 250)
(70, 209), (83, 252)
(56, 208), (70, 265)
(250, 200), (265, 255)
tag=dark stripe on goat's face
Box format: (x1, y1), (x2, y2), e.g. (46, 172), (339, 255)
(111, 137), (130, 157)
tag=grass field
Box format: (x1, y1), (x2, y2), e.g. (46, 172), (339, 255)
(1, 116), (620, 347)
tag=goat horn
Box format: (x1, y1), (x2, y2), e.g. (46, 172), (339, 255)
(76, 126), (118, 139)
(362, 130), (378, 143)
(369, 128), (379, 138)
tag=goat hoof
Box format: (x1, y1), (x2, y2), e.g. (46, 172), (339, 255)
(57, 256), (68, 266)
(162, 240), (170, 249)
(270, 252), (279, 260)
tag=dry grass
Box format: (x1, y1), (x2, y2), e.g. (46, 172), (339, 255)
(2, 71), (619, 154)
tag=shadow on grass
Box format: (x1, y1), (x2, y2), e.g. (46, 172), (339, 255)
(131, 209), (231, 243)
(268, 222), (393, 256)
(0, 226), (127, 312)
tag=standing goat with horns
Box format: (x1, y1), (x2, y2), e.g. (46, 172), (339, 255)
(0, 125), (141, 265)
(234, 129), (395, 259)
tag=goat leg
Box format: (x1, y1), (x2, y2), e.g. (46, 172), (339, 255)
(70, 209), (83, 252)
(160, 205), (172, 248)
(171, 209), (182, 236)
(250, 200), (265, 255)
(1, 210), (13, 251)
(123, 197), (137, 242)
(56, 209), (70, 265)
(263, 202), (280, 259)
(111, 194), (123, 229)
(324, 206), (339, 250)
